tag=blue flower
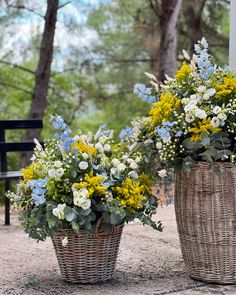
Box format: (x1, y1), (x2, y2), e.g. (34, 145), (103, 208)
(119, 127), (134, 140)
(156, 127), (170, 139)
(162, 121), (176, 127)
(28, 178), (48, 206)
(133, 83), (157, 104)
(175, 131), (183, 137)
(52, 116), (66, 130)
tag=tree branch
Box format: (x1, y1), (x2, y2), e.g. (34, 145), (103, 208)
(0, 81), (33, 95)
(4, 1), (44, 18)
(58, 1), (73, 9)
(0, 60), (35, 75)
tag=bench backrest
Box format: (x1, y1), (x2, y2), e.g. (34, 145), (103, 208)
(0, 120), (43, 173)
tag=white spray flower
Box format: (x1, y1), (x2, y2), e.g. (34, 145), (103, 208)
(111, 158), (120, 167)
(62, 236), (68, 247)
(213, 106), (222, 114)
(156, 142), (163, 149)
(117, 163), (126, 173)
(56, 168), (64, 178)
(130, 162), (138, 170)
(158, 169), (167, 178)
(128, 171), (139, 180)
(195, 109), (207, 119)
(80, 199), (91, 210)
(104, 143), (111, 152)
(78, 161), (88, 170)
(54, 161), (62, 168)
(52, 203), (66, 220)
(48, 168), (57, 178)
(211, 117), (220, 128)
(217, 113), (227, 121)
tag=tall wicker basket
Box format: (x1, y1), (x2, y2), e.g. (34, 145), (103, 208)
(175, 162), (236, 284)
(52, 222), (124, 284)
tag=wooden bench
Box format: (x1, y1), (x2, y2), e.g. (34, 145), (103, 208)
(0, 120), (43, 225)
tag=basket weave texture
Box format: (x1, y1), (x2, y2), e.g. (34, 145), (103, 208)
(175, 162), (236, 284)
(51, 222), (124, 284)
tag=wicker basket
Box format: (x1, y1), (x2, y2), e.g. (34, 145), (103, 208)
(175, 162), (236, 284)
(51, 222), (124, 284)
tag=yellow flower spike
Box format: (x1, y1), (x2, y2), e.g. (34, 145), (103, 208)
(214, 77), (236, 99)
(175, 62), (192, 81)
(190, 117), (222, 142)
(72, 141), (97, 156)
(149, 91), (181, 129)
(21, 164), (39, 183)
(114, 178), (147, 213)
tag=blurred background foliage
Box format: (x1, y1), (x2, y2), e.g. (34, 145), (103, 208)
(0, 0), (230, 201)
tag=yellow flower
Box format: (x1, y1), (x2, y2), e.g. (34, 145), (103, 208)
(114, 178), (147, 213)
(149, 91), (181, 129)
(73, 172), (107, 197)
(72, 141), (97, 156)
(175, 62), (192, 81)
(190, 117), (221, 142)
(21, 164), (38, 183)
(214, 77), (236, 99)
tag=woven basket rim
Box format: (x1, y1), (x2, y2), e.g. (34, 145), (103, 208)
(183, 161), (235, 171)
(51, 221), (125, 239)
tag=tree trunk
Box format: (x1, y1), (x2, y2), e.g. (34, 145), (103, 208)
(21, 0), (58, 167)
(159, 0), (183, 81)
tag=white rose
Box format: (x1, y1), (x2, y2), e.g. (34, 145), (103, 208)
(117, 163), (126, 173)
(217, 113), (227, 121)
(56, 167), (64, 178)
(95, 142), (104, 152)
(213, 106), (222, 114)
(54, 161), (62, 168)
(128, 171), (139, 180)
(80, 199), (91, 210)
(185, 113), (195, 123)
(163, 137), (171, 144)
(181, 98), (190, 105)
(111, 158), (120, 167)
(130, 162), (138, 170)
(48, 168), (57, 178)
(156, 142), (163, 149)
(122, 155), (128, 161)
(82, 153), (89, 160)
(52, 203), (66, 220)
(73, 188), (89, 206)
(202, 93), (210, 100)
(206, 88), (216, 97)
(211, 117), (220, 128)
(104, 143), (111, 152)
(195, 109), (207, 119)
(127, 158), (133, 164)
(184, 101), (197, 112)
(158, 169), (167, 178)
(78, 161), (88, 170)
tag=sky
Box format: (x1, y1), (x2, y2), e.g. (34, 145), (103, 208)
(0, 0), (110, 69)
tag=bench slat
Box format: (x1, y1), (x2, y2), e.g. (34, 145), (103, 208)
(0, 141), (43, 152)
(0, 171), (22, 180)
(0, 120), (43, 130)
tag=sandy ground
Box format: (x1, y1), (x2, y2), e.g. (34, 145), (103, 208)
(1, 205), (236, 295)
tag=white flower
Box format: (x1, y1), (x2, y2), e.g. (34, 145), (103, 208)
(82, 153), (89, 160)
(80, 199), (91, 210)
(78, 161), (88, 170)
(122, 155), (129, 161)
(135, 156), (142, 163)
(211, 117), (220, 128)
(144, 72), (158, 82)
(217, 113), (227, 121)
(111, 167), (118, 175)
(184, 101), (197, 112)
(163, 136), (171, 144)
(127, 158), (133, 164)
(95, 142), (104, 152)
(62, 236), (68, 247)
(213, 106), (222, 114)
(128, 171), (139, 180)
(195, 109), (207, 119)
(144, 139), (153, 145)
(158, 169), (167, 178)
(52, 203), (66, 220)
(73, 188), (89, 206)
(133, 218), (142, 224)
(206, 88), (216, 97)
(56, 168), (64, 178)
(130, 162), (138, 170)
(185, 113), (195, 123)
(197, 86), (206, 93)
(104, 143), (111, 152)
(48, 168), (57, 178)
(111, 158), (120, 167)
(182, 49), (190, 60)
(117, 163), (126, 173)
(156, 142), (163, 149)
(54, 161), (62, 168)
(182, 98), (190, 105)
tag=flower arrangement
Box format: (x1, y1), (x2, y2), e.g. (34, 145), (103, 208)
(9, 116), (162, 242)
(132, 38), (236, 198)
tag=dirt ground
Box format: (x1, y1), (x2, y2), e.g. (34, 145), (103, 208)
(1, 205), (236, 295)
